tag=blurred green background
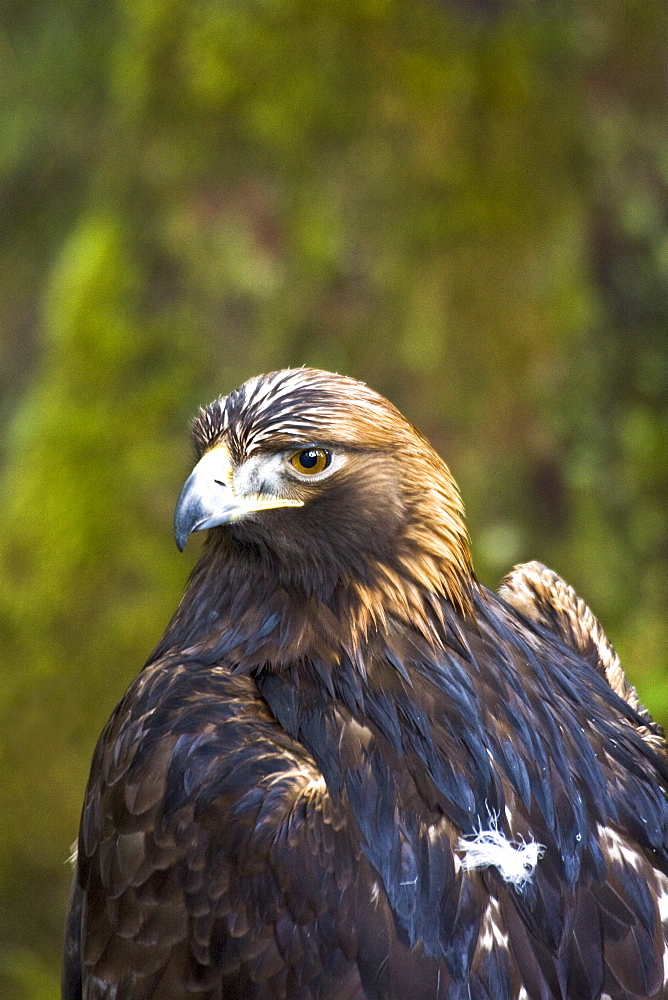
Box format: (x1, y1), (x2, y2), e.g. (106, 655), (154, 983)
(0, 0), (666, 996)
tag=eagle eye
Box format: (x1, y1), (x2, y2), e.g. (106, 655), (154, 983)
(290, 448), (332, 476)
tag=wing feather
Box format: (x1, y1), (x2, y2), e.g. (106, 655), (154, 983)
(73, 660), (375, 999)
(68, 570), (668, 999)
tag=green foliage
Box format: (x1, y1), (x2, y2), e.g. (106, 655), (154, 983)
(0, 0), (666, 996)
(0, 215), (198, 999)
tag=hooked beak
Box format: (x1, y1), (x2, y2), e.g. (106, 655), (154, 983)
(174, 443), (303, 551)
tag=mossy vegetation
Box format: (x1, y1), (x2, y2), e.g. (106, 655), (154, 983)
(0, 1), (666, 995)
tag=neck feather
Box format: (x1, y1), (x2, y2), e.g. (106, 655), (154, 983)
(152, 525), (476, 671)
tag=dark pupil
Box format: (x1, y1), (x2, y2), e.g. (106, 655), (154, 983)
(299, 449), (319, 469)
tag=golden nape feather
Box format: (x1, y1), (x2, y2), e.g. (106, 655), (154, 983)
(64, 368), (668, 1000)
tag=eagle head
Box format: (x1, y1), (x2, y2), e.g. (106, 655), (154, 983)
(174, 368), (474, 629)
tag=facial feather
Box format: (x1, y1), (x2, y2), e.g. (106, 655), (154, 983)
(189, 368), (474, 632)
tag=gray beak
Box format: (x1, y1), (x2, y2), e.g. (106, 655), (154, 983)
(173, 443), (304, 551)
(174, 465), (240, 552)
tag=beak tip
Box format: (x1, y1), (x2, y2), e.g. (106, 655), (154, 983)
(174, 494), (200, 551)
(174, 516), (189, 552)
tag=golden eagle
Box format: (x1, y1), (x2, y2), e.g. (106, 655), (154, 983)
(63, 368), (668, 1000)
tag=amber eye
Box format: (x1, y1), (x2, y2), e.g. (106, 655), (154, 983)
(290, 448), (332, 475)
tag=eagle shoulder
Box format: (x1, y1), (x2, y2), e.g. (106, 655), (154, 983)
(73, 659), (368, 999)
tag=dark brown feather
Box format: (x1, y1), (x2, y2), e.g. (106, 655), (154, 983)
(499, 560), (666, 754)
(65, 369), (668, 1000)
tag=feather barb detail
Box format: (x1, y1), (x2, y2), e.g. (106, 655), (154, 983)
(458, 829), (544, 890)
